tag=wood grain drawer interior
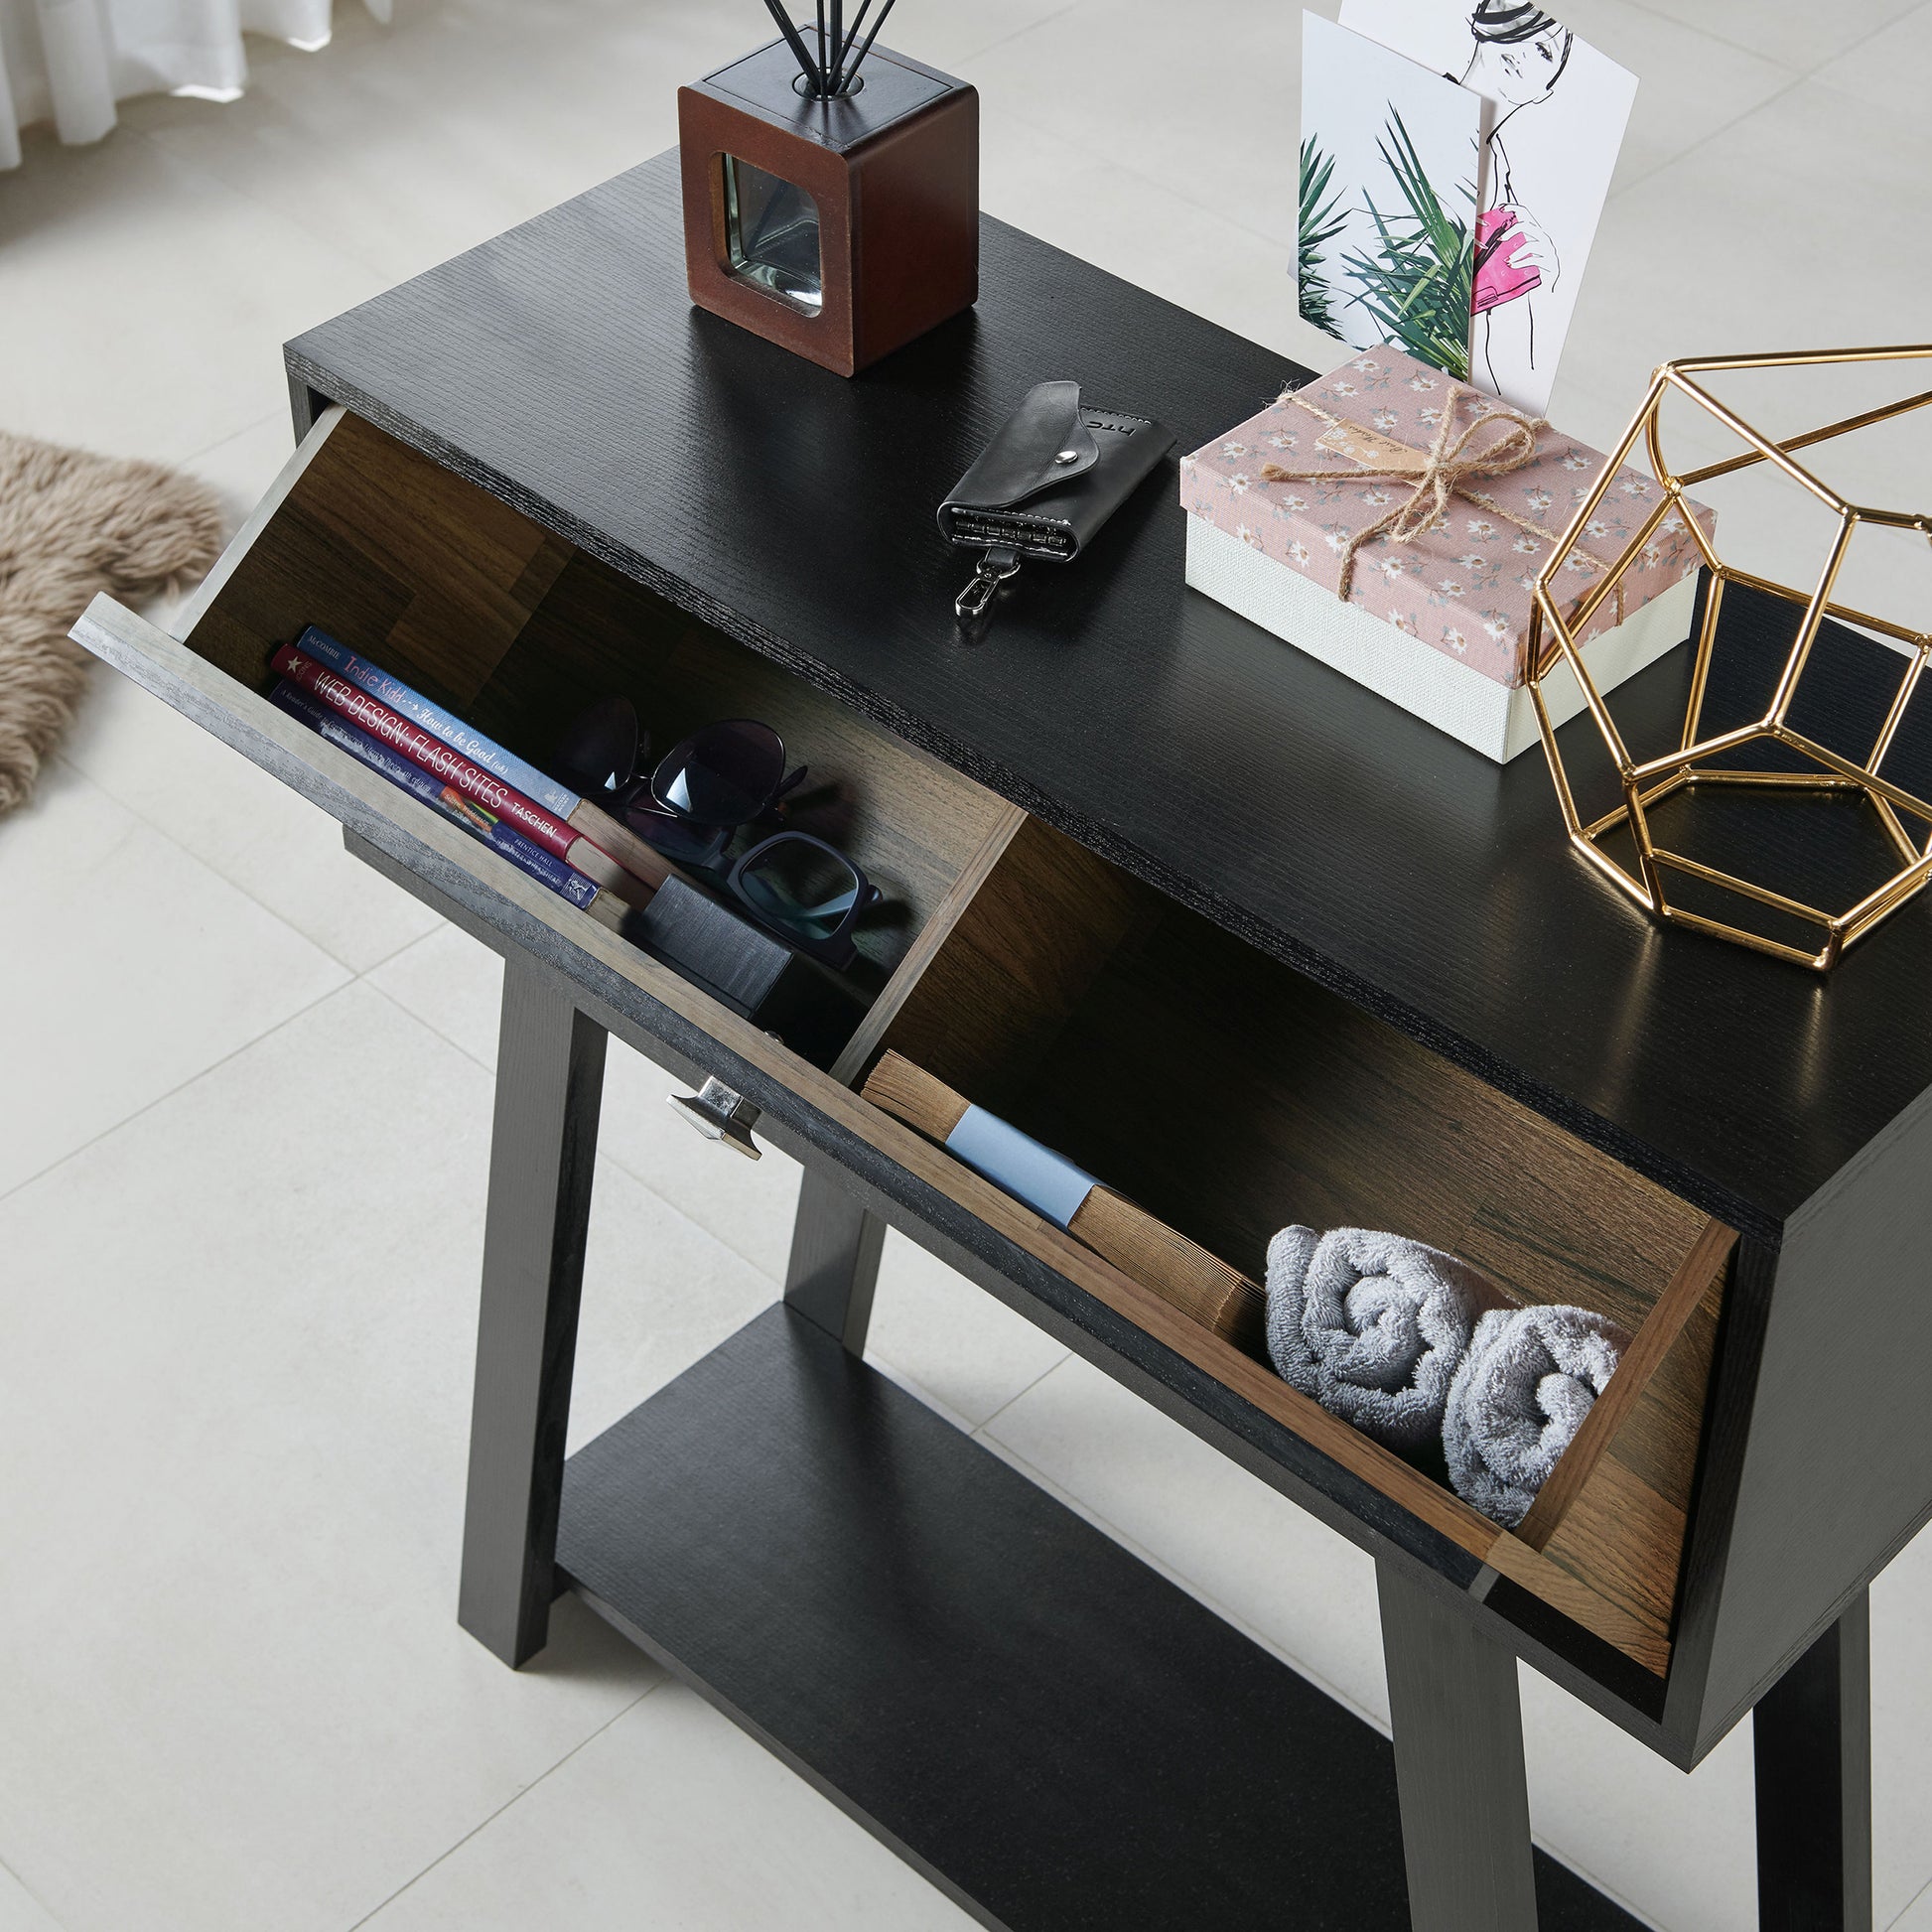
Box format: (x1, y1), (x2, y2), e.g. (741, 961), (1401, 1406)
(854, 822), (1737, 1679)
(179, 408), (1014, 1035)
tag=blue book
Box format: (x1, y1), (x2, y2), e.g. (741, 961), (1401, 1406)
(291, 625), (581, 818)
(269, 682), (601, 911)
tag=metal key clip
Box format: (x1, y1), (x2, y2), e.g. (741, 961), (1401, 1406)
(954, 544), (1021, 621)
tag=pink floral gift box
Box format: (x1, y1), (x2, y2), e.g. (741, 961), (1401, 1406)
(1178, 347), (1716, 760)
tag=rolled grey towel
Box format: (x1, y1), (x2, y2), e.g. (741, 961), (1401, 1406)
(1265, 1226), (1482, 1450)
(1445, 1305), (1631, 1528)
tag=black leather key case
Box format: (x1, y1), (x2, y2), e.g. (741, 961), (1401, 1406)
(937, 379), (1174, 563)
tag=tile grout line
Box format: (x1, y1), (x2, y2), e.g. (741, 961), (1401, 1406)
(354, 939), (499, 1076)
(1618, 0), (1911, 71)
(990, 95), (1292, 261)
(1529, 1844), (1669, 1932)
(340, 1678), (666, 1932)
(0, 1846), (70, 1932)
(958, 0), (1085, 65)
(50, 741), (442, 984)
(1615, 0), (1788, 64)
(967, 1351), (1074, 1435)
(355, 922), (822, 1278)
(0, 972), (353, 1212)
(347, 915), (459, 983)
(176, 406), (287, 471)
(1889, 1870), (1932, 1931)
(354, 968), (794, 1286)
(590, 1125), (791, 1286)
(1609, 0), (1932, 220)
(1603, 68), (1810, 203)
(873, 1349), (1400, 1713)
(13, 23), (1910, 1926)
(865, 1357), (985, 1441)
(132, 90), (406, 289)
(976, 13), (1855, 326)
(44, 734), (427, 984)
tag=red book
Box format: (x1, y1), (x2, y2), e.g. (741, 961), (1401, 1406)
(270, 643), (654, 907)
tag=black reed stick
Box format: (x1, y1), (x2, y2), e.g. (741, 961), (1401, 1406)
(840, 0), (897, 88)
(815, 0), (827, 90)
(830, 0), (843, 93)
(759, 0), (822, 90)
(831, 0), (872, 88)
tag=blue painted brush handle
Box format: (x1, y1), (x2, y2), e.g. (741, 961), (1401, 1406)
(945, 1106), (1098, 1230)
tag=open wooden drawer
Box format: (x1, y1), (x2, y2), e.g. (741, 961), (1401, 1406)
(846, 817), (1738, 1679)
(73, 404), (1731, 1685)
(78, 404), (1023, 1074)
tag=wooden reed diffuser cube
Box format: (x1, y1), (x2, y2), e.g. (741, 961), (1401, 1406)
(677, 36), (978, 378)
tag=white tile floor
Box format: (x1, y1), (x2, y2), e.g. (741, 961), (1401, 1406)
(3, 1), (1930, 1926)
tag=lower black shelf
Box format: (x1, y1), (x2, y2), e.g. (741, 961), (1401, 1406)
(556, 1305), (1639, 1932)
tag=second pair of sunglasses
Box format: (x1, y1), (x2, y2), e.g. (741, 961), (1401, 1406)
(553, 697), (806, 868)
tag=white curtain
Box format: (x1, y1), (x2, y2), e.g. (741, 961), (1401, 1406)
(0, 0), (389, 169)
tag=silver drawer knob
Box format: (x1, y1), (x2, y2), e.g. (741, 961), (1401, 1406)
(668, 1076), (762, 1160)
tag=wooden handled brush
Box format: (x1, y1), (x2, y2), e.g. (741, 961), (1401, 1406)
(863, 1051), (1266, 1353)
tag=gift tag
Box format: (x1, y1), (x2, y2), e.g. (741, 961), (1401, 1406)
(1315, 421), (1429, 474)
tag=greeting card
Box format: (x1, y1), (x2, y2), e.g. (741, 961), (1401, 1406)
(1338, 0), (1637, 415)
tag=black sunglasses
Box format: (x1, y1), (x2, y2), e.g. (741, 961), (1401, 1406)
(554, 698), (879, 966)
(552, 698), (808, 867)
(726, 830), (882, 969)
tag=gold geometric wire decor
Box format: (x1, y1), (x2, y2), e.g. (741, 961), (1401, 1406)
(1528, 345), (1932, 971)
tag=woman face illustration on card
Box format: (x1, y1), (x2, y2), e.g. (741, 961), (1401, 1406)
(1330, 0), (1635, 415)
(1462, 3), (1574, 390)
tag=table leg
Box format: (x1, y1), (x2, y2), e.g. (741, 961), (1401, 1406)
(1754, 1590), (1872, 1932)
(457, 956), (607, 1667)
(1377, 1561), (1539, 1932)
(782, 1167), (885, 1356)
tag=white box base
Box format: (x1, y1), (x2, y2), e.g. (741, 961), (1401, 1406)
(1184, 515), (1699, 763)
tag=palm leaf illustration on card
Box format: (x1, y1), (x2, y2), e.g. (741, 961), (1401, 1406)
(1298, 14), (1484, 380)
(1342, 108), (1476, 377)
(1299, 135), (1349, 338)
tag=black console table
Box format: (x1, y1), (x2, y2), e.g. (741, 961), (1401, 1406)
(72, 148), (1924, 1930)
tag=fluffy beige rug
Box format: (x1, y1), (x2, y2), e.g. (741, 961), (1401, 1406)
(0, 431), (224, 816)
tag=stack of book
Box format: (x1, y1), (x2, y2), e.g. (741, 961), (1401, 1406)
(268, 628), (670, 930)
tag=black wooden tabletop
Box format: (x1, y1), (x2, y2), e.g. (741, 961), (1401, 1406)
(287, 148), (1932, 1239)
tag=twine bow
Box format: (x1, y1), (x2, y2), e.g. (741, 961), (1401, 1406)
(1261, 390), (1557, 603)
